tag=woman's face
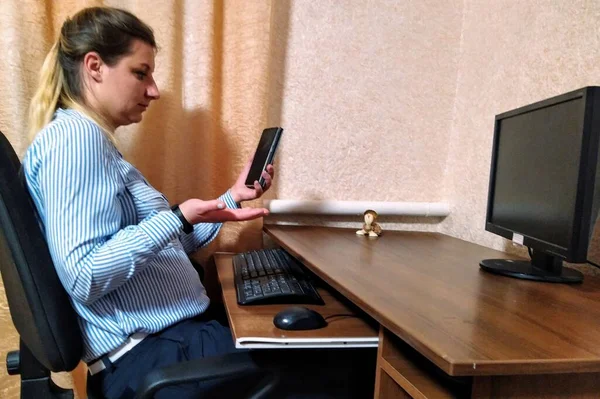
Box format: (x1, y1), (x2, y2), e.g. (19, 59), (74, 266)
(91, 39), (160, 128)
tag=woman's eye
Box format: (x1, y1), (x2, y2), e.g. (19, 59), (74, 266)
(135, 71), (147, 80)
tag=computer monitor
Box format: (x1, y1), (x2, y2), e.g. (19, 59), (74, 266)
(481, 87), (600, 283)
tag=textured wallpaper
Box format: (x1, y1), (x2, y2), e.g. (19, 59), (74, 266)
(267, 0), (463, 203)
(441, 0), (600, 267)
(270, 0), (600, 273)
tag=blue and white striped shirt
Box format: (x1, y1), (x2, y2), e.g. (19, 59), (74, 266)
(23, 108), (238, 362)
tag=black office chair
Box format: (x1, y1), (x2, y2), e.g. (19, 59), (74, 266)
(0, 131), (278, 399)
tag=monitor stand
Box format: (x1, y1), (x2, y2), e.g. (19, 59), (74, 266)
(480, 250), (583, 283)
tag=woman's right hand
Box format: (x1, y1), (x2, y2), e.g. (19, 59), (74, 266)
(178, 199), (269, 224)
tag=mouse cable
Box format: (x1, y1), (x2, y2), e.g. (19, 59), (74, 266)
(324, 313), (357, 321)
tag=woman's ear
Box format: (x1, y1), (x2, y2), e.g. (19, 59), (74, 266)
(82, 52), (104, 82)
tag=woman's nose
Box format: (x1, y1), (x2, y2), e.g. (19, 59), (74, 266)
(146, 80), (160, 100)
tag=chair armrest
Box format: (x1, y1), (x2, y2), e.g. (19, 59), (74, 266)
(135, 351), (278, 399)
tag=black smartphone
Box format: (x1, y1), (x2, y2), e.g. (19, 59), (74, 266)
(245, 127), (283, 188)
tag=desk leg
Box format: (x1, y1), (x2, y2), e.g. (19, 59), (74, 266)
(374, 326), (459, 399)
(375, 327), (411, 398)
(374, 327), (384, 398)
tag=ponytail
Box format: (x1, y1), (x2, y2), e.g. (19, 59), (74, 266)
(27, 40), (116, 143)
(27, 41), (64, 141)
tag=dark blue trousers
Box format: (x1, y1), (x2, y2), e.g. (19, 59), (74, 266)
(87, 307), (376, 398)
(87, 311), (239, 399)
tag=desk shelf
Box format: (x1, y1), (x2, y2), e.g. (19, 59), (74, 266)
(374, 324), (600, 399)
(375, 327), (470, 399)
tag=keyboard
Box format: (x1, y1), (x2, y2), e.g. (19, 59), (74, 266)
(233, 248), (324, 306)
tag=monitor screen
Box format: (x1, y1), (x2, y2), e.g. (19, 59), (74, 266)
(482, 87), (600, 283)
(490, 98), (584, 250)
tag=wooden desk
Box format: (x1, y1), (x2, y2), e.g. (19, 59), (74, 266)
(214, 253), (378, 349)
(264, 225), (600, 398)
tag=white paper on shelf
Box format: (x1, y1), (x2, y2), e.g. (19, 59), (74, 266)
(236, 336), (379, 349)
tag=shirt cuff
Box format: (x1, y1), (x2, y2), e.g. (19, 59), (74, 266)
(220, 190), (240, 210)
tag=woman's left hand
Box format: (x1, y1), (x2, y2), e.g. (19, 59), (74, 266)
(230, 159), (275, 203)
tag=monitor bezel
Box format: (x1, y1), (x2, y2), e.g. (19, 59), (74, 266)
(484, 87), (600, 263)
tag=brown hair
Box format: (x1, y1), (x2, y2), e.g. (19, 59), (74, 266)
(27, 7), (156, 140)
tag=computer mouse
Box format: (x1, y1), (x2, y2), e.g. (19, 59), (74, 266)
(273, 306), (328, 330)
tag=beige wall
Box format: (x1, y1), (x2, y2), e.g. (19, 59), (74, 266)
(270, 1), (600, 267)
(269, 0), (463, 203)
(442, 0), (600, 258)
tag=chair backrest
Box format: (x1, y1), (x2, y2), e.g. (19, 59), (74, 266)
(0, 131), (82, 372)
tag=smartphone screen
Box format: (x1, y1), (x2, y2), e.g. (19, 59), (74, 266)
(245, 127), (283, 188)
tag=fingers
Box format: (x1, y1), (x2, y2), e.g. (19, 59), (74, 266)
(197, 207), (269, 223)
(261, 170), (272, 190)
(181, 198), (271, 225)
(266, 164), (274, 179)
(259, 165), (274, 192)
(180, 199), (224, 225)
(196, 199), (226, 214)
(210, 199), (227, 211)
(253, 180), (264, 196)
(233, 163), (275, 203)
(233, 207), (269, 221)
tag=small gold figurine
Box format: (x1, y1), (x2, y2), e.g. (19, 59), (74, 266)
(356, 209), (382, 237)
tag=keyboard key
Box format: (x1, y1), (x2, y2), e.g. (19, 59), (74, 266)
(233, 248), (324, 306)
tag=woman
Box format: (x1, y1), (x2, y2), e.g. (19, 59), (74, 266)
(23, 6), (273, 398)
